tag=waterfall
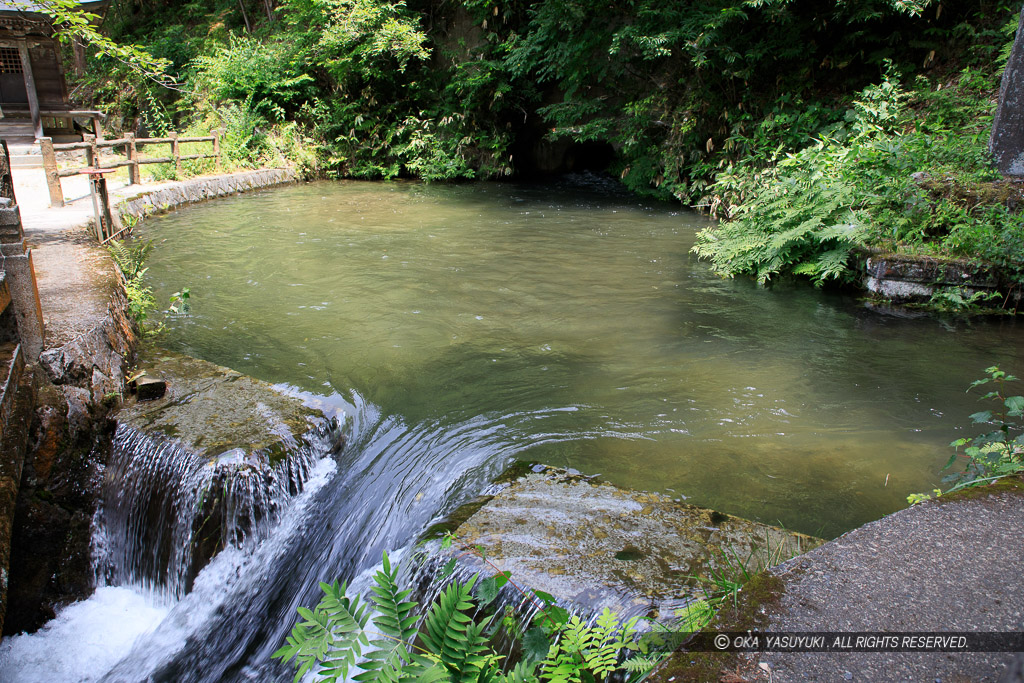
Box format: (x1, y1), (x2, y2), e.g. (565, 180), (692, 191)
(92, 394), (604, 682)
(94, 418), (342, 599)
(1, 388), (622, 683)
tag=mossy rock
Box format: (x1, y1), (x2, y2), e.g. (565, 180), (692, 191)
(433, 465), (821, 619)
(120, 348), (332, 464)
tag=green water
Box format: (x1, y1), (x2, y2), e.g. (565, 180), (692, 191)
(137, 178), (1024, 538)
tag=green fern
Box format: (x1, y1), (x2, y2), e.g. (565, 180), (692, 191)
(540, 609), (640, 683)
(419, 575), (502, 681)
(107, 238), (154, 281)
(274, 552), (658, 683)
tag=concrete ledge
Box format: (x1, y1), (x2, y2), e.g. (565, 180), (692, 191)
(864, 252), (1018, 305)
(649, 488), (1024, 682)
(115, 168), (297, 222)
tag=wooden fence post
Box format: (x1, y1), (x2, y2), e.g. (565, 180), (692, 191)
(83, 133), (96, 168)
(39, 137), (63, 208)
(213, 128), (222, 172)
(170, 131), (181, 175)
(126, 133), (139, 185)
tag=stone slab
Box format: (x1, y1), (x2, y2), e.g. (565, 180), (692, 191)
(991, 7), (1024, 176)
(120, 348), (331, 461)
(444, 467), (821, 618)
(863, 253), (1018, 306)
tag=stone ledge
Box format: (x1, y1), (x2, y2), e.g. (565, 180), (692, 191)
(115, 168), (297, 222)
(433, 466), (820, 620)
(863, 252), (1019, 306)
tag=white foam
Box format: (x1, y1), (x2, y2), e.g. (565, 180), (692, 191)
(0, 457), (339, 682)
(0, 586), (171, 682)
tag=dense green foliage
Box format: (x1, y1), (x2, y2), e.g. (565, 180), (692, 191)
(692, 14), (1024, 288)
(70, 1), (1024, 290)
(75, 0), (991, 184)
(692, 54), (1023, 286)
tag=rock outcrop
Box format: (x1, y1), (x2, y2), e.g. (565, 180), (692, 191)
(436, 466), (820, 619)
(97, 350), (345, 596)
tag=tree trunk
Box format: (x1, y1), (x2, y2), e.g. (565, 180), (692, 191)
(237, 0), (252, 33)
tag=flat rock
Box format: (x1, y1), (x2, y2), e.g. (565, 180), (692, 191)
(120, 348), (331, 461)
(444, 467), (821, 618)
(105, 348), (344, 595)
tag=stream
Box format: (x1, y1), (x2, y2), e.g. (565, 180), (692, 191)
(2, 176), (1022, 681)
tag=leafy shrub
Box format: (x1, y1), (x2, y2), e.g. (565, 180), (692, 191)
(192, 35), (314, 122)
(693, 58), (1024, 288)
(944, 367), (1024, 489)
(909, 366), (1024, 503)
(108, 238), (157, 326)
(691, 70), (909, 285)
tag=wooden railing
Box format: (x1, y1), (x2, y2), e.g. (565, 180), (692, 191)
(40, 129), (224, 208)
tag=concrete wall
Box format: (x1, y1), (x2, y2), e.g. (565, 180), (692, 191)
(117, 168), (297, 222)
(864, 252), (1019, 307)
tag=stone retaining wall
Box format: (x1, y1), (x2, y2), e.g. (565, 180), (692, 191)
(116, 168), (297, 222)
(864, 252), (1020, 307)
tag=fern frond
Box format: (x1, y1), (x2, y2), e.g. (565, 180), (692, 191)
(419, 575), (500, 682)
(358, 552), (420, 680)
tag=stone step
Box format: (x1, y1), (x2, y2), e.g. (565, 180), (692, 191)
(0, 126), (36, 138)
(6, 141), (41, 168)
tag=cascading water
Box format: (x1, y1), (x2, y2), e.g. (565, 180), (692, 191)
(94, 419), (340, 599)
(1, 389), (613, 682)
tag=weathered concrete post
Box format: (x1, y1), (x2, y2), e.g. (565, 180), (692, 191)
(990, 7), (1024, 175)
(213, 128), (222, 172)
(126, 133), (139, 185)
(39, 137), (63, 208)
(87, 170), (115, 242)
(83, 133), (96, 168)
(17, 40), (42, 140)
(0, 141), (45, 359)
(170, 131), (181, 175)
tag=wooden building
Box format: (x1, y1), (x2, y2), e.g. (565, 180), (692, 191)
(0, 1), (105, 142)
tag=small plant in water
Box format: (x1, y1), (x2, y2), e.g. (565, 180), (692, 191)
(908, 366), (1024, 503)
(107, 238), (193, 332)
(168, 287), (191, 314)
